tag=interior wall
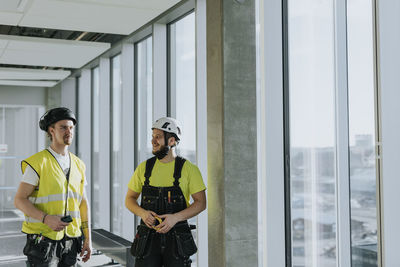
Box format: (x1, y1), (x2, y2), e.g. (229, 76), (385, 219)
(0, 85), (46, 106)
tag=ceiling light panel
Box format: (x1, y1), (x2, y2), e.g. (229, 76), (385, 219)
(20, 0), (181, 35)
(55, 0), (180, 10)
(0, 67), (70, 80)
(0, 79), (57, 87)
(0, 34), (110, 68)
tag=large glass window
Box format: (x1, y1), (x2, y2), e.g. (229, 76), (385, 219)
(287, 1), (337, 266)
(91, 66), (101, 228)
(169, 12), (196, 163)
(110, 55), (123, 235)
(347, 1), (378, 266)
(169, 12), (198, 266)
(0, 106), (45, 261)
(136, 37), (153, 165)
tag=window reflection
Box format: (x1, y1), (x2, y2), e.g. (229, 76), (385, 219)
(91, 66), (101, 228)
(169, 12), (197, 266)
(169, 12), (196, 163)
(0, 106), (44, 258)
(111, 55), (123, 235)
(288, 0), (337, 266)
(347, 0), (378, 266)
(136, 37), (153, 165)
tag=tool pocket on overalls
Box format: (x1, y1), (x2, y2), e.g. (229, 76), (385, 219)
(131, 225), (152, 258)
(173, 227), (197, 258)
(23, 235), (54, 262)
(142, 195), (159, 211)
(166, 194), (185, 213)
(60, 238), (80, 266)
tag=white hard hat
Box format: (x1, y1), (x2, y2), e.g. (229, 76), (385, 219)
(152, 117), (182, 140)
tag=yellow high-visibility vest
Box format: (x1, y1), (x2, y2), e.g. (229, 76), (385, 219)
(21, 149), (85, 240)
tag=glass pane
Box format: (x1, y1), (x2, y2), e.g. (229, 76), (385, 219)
(0, 106), (45, 262)
(169, 12), (196, 163)
(137, 37), (153, 164)
(169, 12), (198, 267)
(287, 1), (337, 266)
(91, 66), (101, 228)
(347, 1), (378, 266)
(111, 55), (123, 235)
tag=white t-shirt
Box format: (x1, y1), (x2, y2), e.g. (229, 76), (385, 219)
(22, 147), (85, 186)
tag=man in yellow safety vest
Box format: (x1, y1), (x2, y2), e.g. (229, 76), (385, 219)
(14, 107), (91, 267)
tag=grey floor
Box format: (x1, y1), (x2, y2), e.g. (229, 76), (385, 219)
(0, 210), (27, 266)
(0, 210), (122, 267)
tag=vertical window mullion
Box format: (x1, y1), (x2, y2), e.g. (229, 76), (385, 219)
(121, 43), (135, 240)
(195, 0), (208, 266)
(153, 24), (168, 120)
(334, 0), (351, 266)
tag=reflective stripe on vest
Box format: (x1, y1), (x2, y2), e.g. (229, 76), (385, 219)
(29, 190), (83, 204)
(21, 149), (85, 240)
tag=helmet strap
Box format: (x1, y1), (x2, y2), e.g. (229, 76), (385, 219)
(153, 145), (170, 160)
(152, 131), (170, 160)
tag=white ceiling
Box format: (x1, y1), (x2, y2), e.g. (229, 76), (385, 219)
(0, 0), (182, 87)
(0, 0), (181, 35)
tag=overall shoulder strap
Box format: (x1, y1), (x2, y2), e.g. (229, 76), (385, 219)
(144, 156), (157, 186)
(173, 156), (186, 187)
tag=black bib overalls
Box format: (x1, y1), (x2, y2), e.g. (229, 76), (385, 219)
(131, 156), (197, 267)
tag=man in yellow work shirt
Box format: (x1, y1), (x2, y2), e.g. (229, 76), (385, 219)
(14, 107), (91, 267)
(125, 117), (206, 267)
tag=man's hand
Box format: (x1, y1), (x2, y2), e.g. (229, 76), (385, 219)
(156, 214), (179, 234)
(44, 215), (69, 231)
(80, 239), (91, 262)
(141, 210), (159, 228)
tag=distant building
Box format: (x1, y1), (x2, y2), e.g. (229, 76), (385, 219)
(352, 244), (377, 267)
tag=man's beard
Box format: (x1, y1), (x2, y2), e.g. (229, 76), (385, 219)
(152, 145), (169, 160)
(63, 136), (72, 145)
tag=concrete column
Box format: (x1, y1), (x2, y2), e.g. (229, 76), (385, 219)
(207, 0), (258, 266)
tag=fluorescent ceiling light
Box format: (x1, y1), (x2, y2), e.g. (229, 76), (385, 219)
(0, 67), (70, 80)
(0, 79), (58, 87)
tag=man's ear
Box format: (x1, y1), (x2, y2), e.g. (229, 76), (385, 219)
(168, 136), (176, 147)
(48, 126), (55, 138)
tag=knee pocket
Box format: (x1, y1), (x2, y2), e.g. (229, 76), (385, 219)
(23, 236), (54, 263)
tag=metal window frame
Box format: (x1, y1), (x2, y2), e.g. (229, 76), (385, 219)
(334, 0), (352, 266)
(257, 0), (286, 266)
(98, 57), (111, 230)
(375, 0), (400, 266)
(195, 0), (208, 266)
(134, 35), (153, 168)
(90, 66), (99, 214)
(278, 0), (353, 266)
(153, 23), (168, 120)
(79, 69), (92, 205)
(120, 42), (135, 240)
(109, 53), (122, 233)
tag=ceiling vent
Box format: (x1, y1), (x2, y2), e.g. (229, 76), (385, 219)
(0, 0), (28, 12)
